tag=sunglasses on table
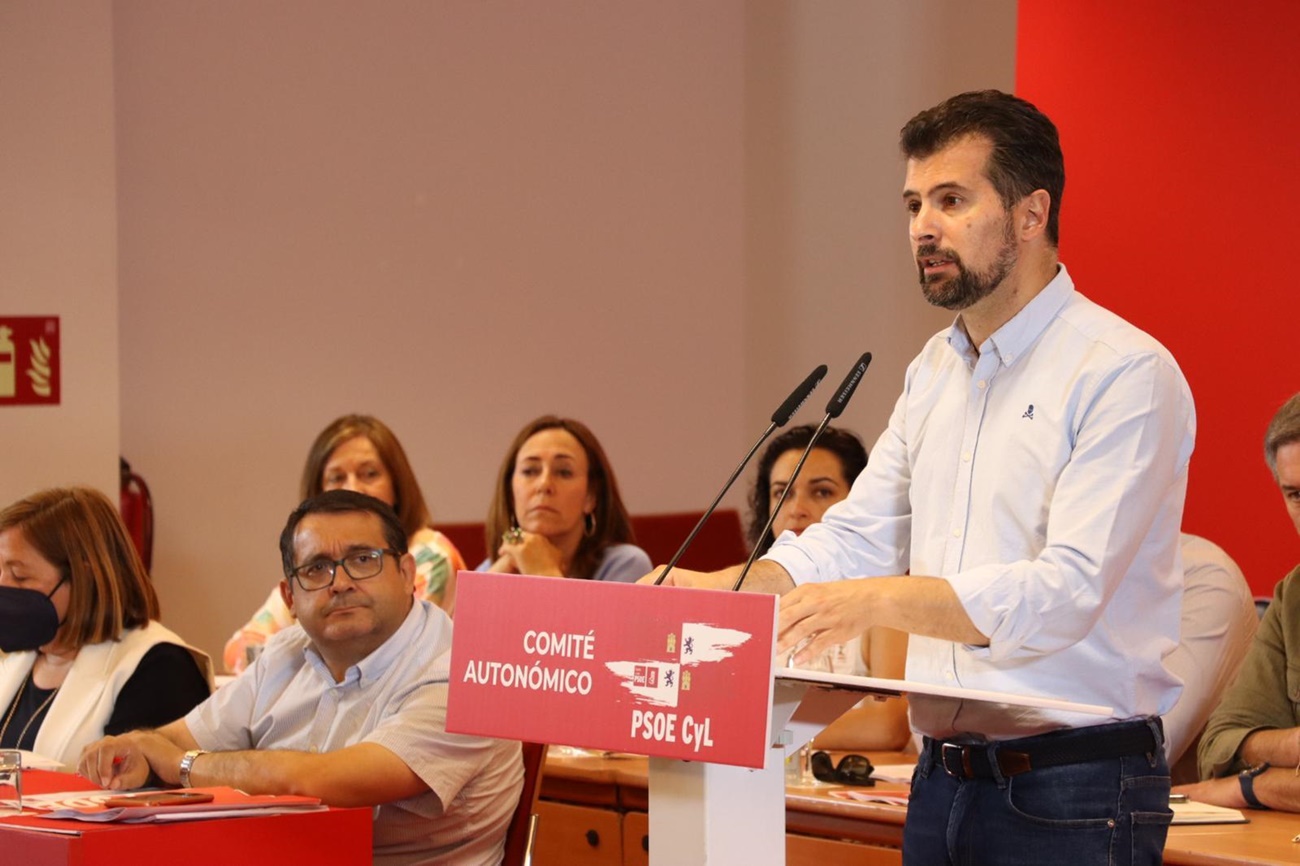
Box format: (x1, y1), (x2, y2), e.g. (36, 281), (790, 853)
(810, 751), (876, 786)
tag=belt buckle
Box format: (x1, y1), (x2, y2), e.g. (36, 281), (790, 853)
(940, 742), (972, 779)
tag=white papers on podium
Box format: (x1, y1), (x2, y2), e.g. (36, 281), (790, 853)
(774, 667), (1114, 717)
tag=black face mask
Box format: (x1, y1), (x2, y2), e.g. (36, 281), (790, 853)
(0, 578), (65, 653)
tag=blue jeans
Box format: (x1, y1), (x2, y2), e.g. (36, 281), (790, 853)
(904, 720), (1172, 866)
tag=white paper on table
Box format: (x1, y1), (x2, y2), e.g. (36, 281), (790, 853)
(11, 787), (324, 823)
(1170, 801), (1247, 824)
(129, 805), (328, 823)
(15, 750), (63, 771)
(1, 790), (119, 812)
(870, 763), (917, 785)
(43, 798), (324, 823)
(828, 789), (910, 806)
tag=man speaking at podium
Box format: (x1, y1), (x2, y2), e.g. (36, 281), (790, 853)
(656, 90), (1194, 865)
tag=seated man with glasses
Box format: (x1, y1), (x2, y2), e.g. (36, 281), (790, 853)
(78, 490), (523, 866)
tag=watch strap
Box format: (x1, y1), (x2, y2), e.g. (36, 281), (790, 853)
(179, 749), (207, 788)
(1238, 762), (1269, 809)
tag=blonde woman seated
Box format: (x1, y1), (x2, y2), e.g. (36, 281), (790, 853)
(447, 416), (650, 611)
(750, 425), (911, 752)
(223, 415), (465, 673)
(0, 487), (213, 769)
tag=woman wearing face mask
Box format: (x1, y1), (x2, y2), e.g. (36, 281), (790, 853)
(223, 414), (465, 673)
(749, 425), (911, 751)
(0, 487), (213, 769)
(445, 416), (650, 612)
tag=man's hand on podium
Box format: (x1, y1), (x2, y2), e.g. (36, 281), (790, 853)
(779, 575), (988, 663)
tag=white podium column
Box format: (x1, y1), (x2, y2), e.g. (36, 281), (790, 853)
(647, 746), (786, 866)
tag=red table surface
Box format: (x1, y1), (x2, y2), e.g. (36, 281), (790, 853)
(2, 770), (372, 866)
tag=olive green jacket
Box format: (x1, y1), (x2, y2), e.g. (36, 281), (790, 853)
(1199, 564), (1300, 779)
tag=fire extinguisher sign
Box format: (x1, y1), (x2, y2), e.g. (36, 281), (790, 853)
(0, 317), (60, 406)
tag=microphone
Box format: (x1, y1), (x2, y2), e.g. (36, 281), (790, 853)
(731, 352), (872, 591)
(652, 364), (828, 586)
(770, 365), (828, 427)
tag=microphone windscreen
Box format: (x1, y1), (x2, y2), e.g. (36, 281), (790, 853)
(825, 352), (872, 418)
(770, 364), (828, 426)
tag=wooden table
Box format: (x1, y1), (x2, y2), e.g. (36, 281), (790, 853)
(538, 750), (1300, 866)
(1164, 810), (1300, 866)
(536, 749), (910, 866)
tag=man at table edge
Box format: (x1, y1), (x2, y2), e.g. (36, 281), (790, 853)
(1177, 393), (1300, 811)
(648, 89), (1193, 865)
(78, 490), (522, 866)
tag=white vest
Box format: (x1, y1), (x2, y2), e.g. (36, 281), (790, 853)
(0, 621), (214, 770)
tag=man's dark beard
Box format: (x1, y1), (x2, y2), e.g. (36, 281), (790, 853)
(916, 219), (1017, 311)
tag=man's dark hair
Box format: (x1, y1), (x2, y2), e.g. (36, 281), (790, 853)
(1265, 393), (1300, 480)
(279, 489), (408, 578)
(900, 89), (1065, 247)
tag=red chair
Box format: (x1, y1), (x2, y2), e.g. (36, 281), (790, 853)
(438, 509), (749, 574)
(630, 509), (748, 571)
(501, 741), (548, 866)
(439, 522), (488, 570)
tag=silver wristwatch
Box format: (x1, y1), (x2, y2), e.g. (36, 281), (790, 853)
(178, 749), (207, 788)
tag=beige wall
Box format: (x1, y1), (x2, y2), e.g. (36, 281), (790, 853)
(743, 2), (1018, 445)
(10, 2), (1015, 663)
(0, 1), (120, 502)
(115, 1), (749, 660)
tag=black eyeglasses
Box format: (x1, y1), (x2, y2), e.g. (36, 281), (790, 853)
(289, 548), (400, 591)
(811, 751), (875, 786)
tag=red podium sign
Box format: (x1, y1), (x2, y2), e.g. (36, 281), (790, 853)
(447, 572), (778, 768)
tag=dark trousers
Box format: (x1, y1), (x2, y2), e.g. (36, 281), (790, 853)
(903, 720), (1172, 866)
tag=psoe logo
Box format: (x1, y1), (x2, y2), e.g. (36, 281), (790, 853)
(0, 317), (60, 406)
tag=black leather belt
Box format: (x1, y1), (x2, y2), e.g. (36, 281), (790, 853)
(930, 721), (1159, 780)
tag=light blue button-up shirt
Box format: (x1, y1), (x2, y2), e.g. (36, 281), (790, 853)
(186, 600), (522, 865)
(766, 265), (1195, 739)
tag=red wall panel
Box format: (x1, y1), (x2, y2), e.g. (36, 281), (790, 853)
(1016, 1), (1300, 595)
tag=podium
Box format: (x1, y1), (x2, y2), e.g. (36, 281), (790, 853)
(447, 573), (1112, 866)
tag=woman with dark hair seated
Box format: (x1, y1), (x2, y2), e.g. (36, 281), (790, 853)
(0, 487), (212, 769)
(224, 414), (466, 673)
(446, 416), (650, 611)
(749, 425), (870, 557)
(750, 424), (911, 751)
